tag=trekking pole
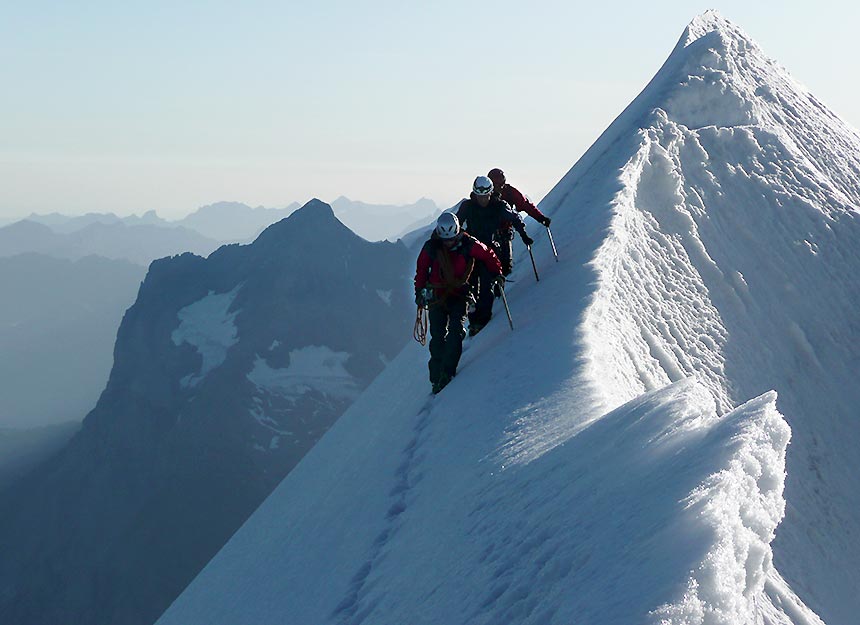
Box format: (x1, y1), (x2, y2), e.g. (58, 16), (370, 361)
(527, 245), (540, 282)
(546, 226), (559, 262)
(498, 283), (514, 331)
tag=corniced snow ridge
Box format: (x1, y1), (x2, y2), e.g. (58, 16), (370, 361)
(158, 11), (858, 625)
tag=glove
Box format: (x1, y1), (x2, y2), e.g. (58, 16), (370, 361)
(540, 215), (552, 227)
(492, 275), (505, 297)
(416, 287), (434, 307)
(521, 233), (534, 247)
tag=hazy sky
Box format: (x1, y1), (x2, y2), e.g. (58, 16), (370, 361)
(2, 1), (858, 220)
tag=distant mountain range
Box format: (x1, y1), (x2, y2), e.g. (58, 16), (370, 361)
(0, 196), (439, 429)
(172, 202), (301, 242)
(24, 209), (170, 233)
(5, 197), (441, 260)
(0, 219), (220, 266)
(329, 196), (441, 241)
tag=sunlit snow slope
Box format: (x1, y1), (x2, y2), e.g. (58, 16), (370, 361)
(158, 12), (857, 625)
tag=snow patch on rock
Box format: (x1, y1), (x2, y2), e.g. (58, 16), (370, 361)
(171, 286), (241, 387)
(247, 346), (360, 402)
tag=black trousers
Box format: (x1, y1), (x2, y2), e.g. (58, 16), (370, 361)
(495, 237), (513, 276)
(468, 264), (495, 330)
(428, 296), (468, 383)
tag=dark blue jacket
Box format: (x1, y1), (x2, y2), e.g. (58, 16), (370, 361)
(455, 196), (528, 246)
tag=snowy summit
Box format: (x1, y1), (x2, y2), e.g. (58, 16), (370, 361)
(158, 12), (859, 625)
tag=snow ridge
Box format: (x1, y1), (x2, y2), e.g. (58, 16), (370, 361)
(543, 9), (860, 623)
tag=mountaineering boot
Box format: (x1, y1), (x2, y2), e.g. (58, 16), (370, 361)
(468, 323), (484, 337)
(432, 373), (451, 394)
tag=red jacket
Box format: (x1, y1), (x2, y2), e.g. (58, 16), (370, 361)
(498, 184), (546, 223)
(415, 234), (502, 299)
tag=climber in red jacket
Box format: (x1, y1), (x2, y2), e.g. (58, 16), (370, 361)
(415, 212), (503, 393)
(488, 168), (551, 275)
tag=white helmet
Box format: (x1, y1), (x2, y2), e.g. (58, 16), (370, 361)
(472, 175), (493, 196)
(435, 212), (460, 239)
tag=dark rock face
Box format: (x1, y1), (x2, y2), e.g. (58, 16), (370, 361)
(0, 200), (414, 625)
(0, 422), (80, 491)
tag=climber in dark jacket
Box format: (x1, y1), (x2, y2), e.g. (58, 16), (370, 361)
(415, 212), (502, 393)
(456, 175), (533, 334)
(488, 168), (550, 275)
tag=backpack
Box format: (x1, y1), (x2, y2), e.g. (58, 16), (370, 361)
(423, 236), (477, 295)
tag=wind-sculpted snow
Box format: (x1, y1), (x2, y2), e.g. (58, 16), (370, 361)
(547, 12), (860, 623)
(650, 392), (822, 625)
(158, 11), (855, 625)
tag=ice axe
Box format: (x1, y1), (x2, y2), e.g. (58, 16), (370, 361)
(527, 245), (540, 282)
(497, 280), (514, 331)
(546, 226), (559, 262)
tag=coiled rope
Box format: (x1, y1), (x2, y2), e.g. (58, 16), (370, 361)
(413, 243), (475, 346)
(413, 305), (428, 345)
